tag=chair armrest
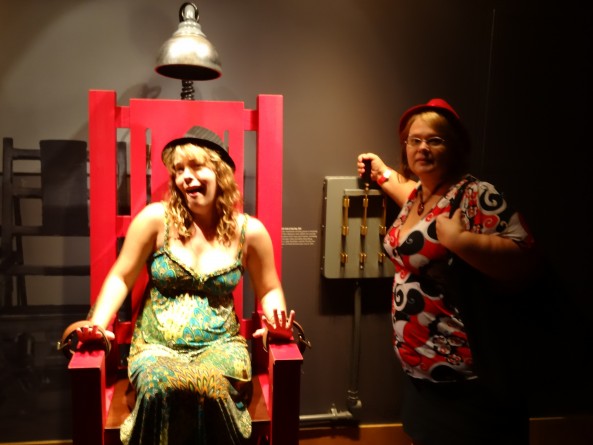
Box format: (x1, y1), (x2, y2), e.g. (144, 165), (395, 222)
(267, 342), (303, 445)
(68, 350), (109, 445)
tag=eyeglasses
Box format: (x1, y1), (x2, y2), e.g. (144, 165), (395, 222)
(406, 136), (445, 148)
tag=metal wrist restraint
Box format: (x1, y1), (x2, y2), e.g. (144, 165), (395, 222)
(262, 320), (312, 354)
(57, 320), (112, 359)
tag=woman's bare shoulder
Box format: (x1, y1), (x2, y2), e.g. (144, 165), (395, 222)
(130, 202), (166, 230)
(242, 213), (267, 234)
(239, 214), (272, 248)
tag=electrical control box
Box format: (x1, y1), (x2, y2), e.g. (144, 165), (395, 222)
(321, 176), (395, 279)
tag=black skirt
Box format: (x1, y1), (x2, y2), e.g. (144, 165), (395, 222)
(401, 376), (529, 445)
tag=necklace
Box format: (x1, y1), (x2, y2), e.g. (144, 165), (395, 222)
(417, 181), (446, 215)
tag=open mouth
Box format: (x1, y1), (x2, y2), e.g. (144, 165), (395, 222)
(186, 184), (205, 196)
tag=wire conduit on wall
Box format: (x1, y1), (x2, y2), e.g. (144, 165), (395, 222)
(299, 283), (363, 426)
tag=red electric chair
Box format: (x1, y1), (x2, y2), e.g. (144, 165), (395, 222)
(63, 90), (304, 445)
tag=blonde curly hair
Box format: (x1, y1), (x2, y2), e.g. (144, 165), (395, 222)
(161, 143), (242, 246)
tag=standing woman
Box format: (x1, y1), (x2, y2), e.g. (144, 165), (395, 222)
(358, 99), (536, 445)
(74, 126), (295, 445)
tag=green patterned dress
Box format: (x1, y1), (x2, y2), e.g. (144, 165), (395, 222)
(120, 215), (252, 445)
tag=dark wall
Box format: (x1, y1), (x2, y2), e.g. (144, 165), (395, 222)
(0, 0), (591, 440)
(481, 3), (593, 416)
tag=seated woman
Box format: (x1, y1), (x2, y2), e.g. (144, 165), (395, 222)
(75, 126), (295, 445)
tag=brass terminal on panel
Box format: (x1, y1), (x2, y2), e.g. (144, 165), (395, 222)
(379, 196), (387, 236)
(359, 252), (367, 269)
(341, 195), (350, 236)
(360, 194), (368, 236)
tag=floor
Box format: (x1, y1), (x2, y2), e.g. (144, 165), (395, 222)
(298, 419), (593, 445)
(1, 305), (592, 444)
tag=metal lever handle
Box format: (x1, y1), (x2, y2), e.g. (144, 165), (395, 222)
(362, 159), (372, 187)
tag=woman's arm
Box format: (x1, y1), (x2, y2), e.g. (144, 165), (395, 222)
(357, 152), (416, 206)
(436, 208), (537, 285)
(244, 215), (294, 339)
(78, 203), (163, 341)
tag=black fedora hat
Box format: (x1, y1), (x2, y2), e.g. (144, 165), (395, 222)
(162, 126), (235, 171)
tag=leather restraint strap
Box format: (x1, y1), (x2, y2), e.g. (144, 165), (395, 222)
(262, 320), (312, 354)
(57, 320), (111, 359)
